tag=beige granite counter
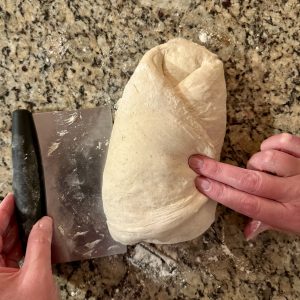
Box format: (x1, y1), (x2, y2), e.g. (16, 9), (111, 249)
(0, 0), (300, 299)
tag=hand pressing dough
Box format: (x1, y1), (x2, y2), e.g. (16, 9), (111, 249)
(102, 38), (226, 245)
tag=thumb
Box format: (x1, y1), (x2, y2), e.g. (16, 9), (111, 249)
(22, 216), (53, 272)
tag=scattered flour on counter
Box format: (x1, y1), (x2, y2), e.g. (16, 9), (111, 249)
(220, 226), (252, 274)
(207, 255), (219, 262)
(198, 30), (211, 44)
(199, 31), (209, 44)
(70, 290), (79, 297)
(221, 244), (235, 259)
(220, 227), (236, 260)
(128, 244), (178, 279)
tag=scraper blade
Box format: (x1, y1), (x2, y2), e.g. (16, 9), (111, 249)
(15, 106), (126, 263)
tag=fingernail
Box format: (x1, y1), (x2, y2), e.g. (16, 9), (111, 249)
(195, 177), (211, 191)
(245, 220), (261, 241)
(244, 220), (271, 241)
(4, 192), (14, 201)
(38, 216), (53, 230)
(189, 155), (204, 171)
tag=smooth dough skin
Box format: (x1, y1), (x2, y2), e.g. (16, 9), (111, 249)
(102, 38), (226, 245)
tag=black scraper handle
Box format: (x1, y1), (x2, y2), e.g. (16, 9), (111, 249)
(12, 110), (45, 251)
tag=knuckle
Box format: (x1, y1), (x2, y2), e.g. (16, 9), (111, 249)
(279, 133), (293, 146)
(239, 171), (262, 193)
(247, 153), (259, 169)
(207, 160), (223, 177)
(281, 204), (300, 231)
(263, 150), (275, 164)
(31, 236), (51, 245)
(212, 183), (227, 200)
(283, 177), (300, 201)
(240, 195), (261, 217)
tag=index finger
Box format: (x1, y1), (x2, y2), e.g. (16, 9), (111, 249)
(0, 193), (15, 236)
(188, 155), (291, 202)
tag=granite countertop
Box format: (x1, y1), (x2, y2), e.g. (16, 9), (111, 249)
(0, 0), (300, 299)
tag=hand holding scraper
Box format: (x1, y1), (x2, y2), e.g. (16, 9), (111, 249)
(11, 107), (126, 264)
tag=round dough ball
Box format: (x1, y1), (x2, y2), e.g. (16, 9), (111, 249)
(102, 38), (226, 245)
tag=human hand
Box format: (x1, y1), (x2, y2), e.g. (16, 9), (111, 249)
(0, 193), (59, 300)
(189, 133), (300, 240)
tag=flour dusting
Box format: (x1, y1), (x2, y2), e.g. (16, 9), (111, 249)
(65, 112), (78, 125)
(48, 142), (61, 156)
(221, 244), (235, 259)
(82, 249), (94, 257)
(84, 237), (104, 250)
(58, 225), (65, 235)
(128, 244), (178, 279)
(96, 141), (102, 150)
(221, 226), (252, 274)
(198, 29), (212, 45)
(73, 231), (88, 238)
(58, 130), (68, 136)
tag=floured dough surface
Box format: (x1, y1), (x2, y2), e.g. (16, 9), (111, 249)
(102, 38), (226, 245)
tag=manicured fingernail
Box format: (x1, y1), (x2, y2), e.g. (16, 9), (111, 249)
(189, 155), (204, 171)
(245, 220), (261, 241)
(195, 177), (211, 191)
(38, 216), (53, 230)
(244, 220), (271, 241)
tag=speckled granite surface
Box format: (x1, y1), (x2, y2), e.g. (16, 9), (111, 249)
(0, 0), (300, 299)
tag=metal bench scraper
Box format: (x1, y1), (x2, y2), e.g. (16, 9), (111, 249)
(12, 107), (126, 264)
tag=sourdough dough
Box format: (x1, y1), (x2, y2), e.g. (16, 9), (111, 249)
(102, 38), (226, 245)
